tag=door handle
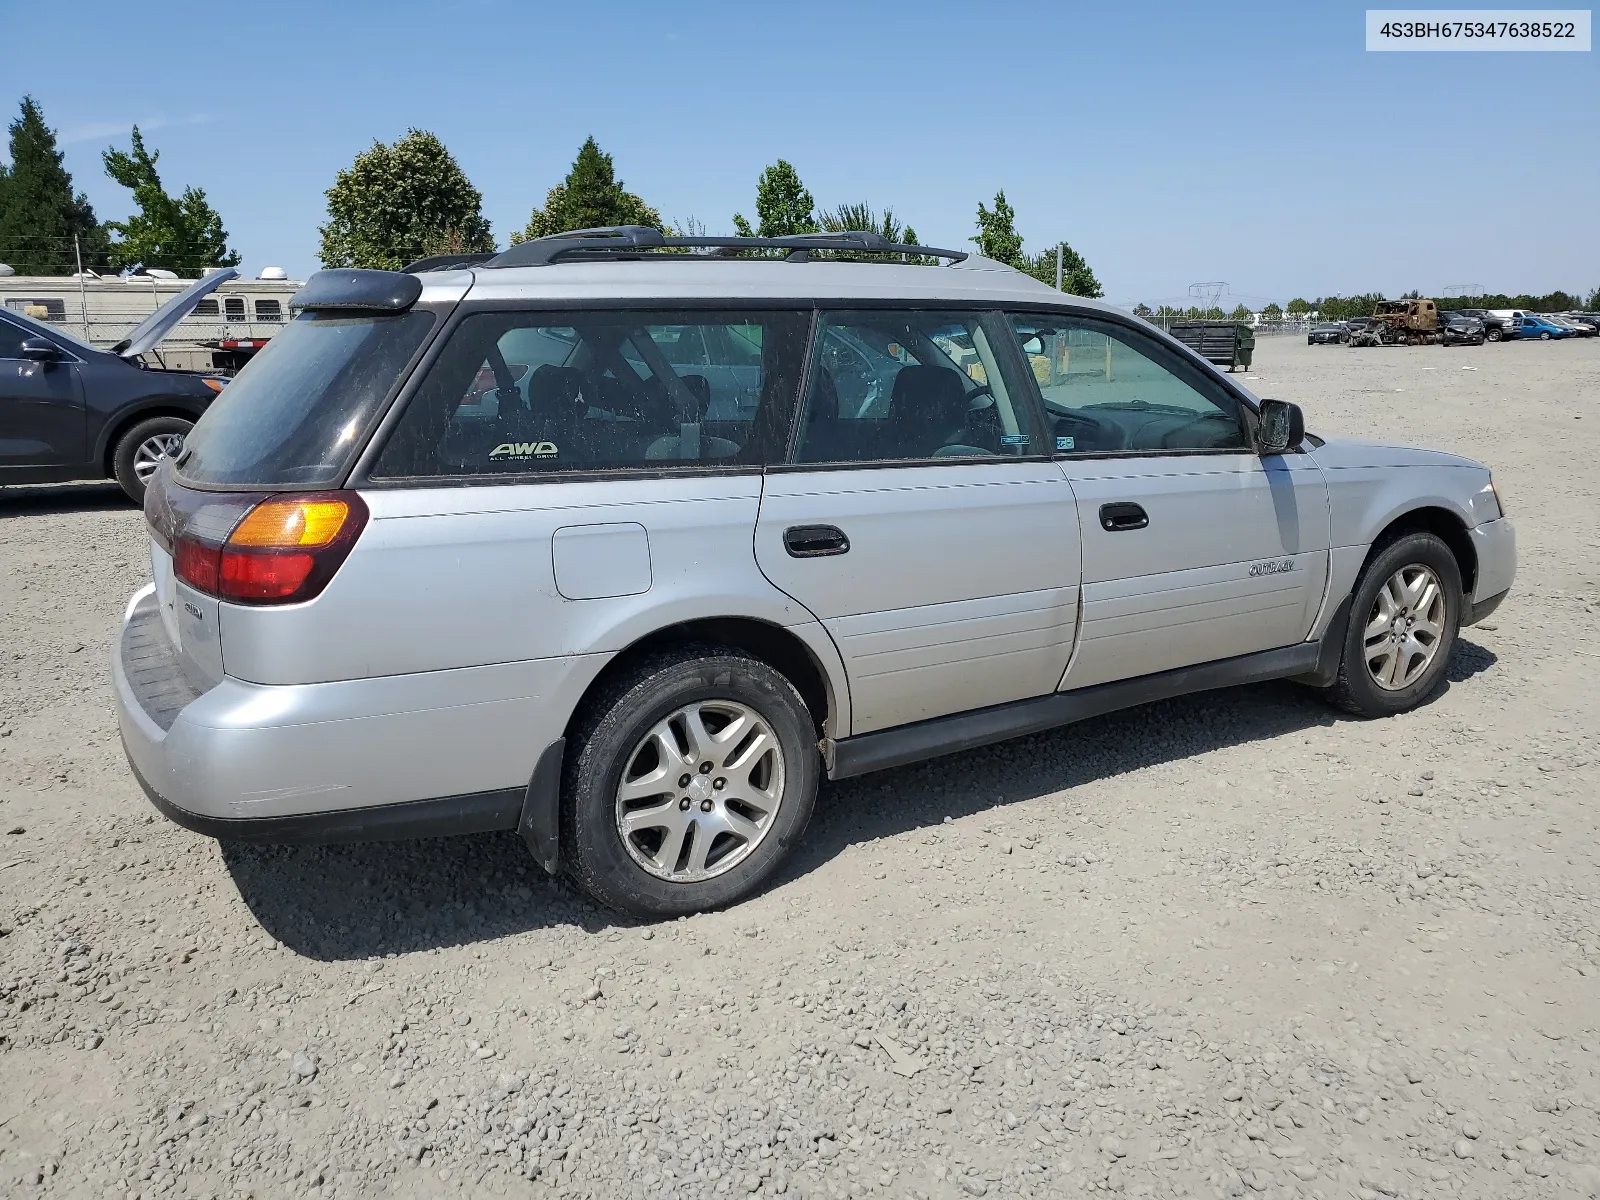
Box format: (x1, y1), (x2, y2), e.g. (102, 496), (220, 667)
(1099, 502), (1148, 532)
(783, 524), (850, 558)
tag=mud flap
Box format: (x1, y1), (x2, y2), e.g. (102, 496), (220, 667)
(518, 738), (566, 874)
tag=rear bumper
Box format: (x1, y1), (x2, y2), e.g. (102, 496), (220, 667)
(112, 585), (591, 839)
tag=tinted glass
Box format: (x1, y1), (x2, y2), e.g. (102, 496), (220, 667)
(177, 310), (435, 487)
(795, 311), (1036, 463)
(0, 307), (93, 353)
(372, 310), (809, 478)
(0, 317), (27, 359)
(1009, 314), (1246, 454)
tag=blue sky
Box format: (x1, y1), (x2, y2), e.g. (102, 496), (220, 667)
(3, 0), (1595, 307)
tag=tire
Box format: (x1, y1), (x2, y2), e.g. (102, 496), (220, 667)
(1486, 328), (1502, 342)
(1322, 531), (1462, 718)
(561, 646), (820, 918)
(112, 415), (192, 504)
(1540, 331), (1552, 340)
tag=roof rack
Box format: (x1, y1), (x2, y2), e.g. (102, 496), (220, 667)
(401, 251), (498, 274)
(483, 226), (968, 269)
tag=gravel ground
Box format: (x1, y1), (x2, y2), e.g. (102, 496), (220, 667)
(2, 335), (1598, 1200)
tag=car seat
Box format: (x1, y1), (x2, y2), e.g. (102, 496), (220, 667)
(645, 375), (738, 460)
(886, 366), (980, 458)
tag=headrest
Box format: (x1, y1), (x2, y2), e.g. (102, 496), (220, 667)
(889, 365), (968, 423)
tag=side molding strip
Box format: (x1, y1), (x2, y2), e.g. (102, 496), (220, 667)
(828, 637), (1331, 781)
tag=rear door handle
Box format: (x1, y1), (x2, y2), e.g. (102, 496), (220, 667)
(1099, 502), (1148, 532)
(783, 524), (850, 558)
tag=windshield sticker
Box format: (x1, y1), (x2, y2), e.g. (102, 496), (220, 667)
(489, 441), (559, 461)
(1056, 435), (1076, 451)
(1000, 433), (1030, 447)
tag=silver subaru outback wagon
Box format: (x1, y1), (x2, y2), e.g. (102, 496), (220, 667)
(112, 227), (1516, 917)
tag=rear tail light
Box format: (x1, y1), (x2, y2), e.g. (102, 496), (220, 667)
(172, 491), (368, 605)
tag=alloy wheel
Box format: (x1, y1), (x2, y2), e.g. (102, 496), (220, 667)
(1363, 565), (1447, 691)
(133, 432), (186, 483)
(615, 700), (786, 883)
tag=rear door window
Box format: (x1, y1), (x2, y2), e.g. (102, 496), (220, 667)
(794, 311), (1039, 463)
(371, 310), (810, 478)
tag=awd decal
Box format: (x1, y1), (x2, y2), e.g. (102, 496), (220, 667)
(489, 441), (559, 460)
(1248, 558), (1295, 577)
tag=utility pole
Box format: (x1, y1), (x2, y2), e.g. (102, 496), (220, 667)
(1055, 244), (1063, 291)
(74, 235), (90, 341)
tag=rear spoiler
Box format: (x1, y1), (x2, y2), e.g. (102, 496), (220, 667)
(290, 269), (422, 314)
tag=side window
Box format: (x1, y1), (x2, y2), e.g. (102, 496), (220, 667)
(0, 317), (27, 359)
(794, 311), (1036, 464)
(193, 298), (220, 317)
(372, 310), (809, 478)
(1008, 314), (1247, 454)
(4, 298), (66, 323)
(224, 297), (246, 322)
(254, 298), (283, 322)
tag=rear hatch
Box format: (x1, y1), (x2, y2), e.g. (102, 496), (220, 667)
(139, 294), (441, 687)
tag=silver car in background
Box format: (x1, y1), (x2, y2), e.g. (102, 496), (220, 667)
(113, 228), (1516, 916)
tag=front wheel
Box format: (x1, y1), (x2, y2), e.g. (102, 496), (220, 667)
(1540, 331), (1552, 340)
(1486, 328), (1502, 342)
(1322, 532), (1462, 718)
(561, 647), (820, 917)
(112, 415), (192, 504)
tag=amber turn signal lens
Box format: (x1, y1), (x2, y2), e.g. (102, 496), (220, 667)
(229, 498), (353, 548)
(202, 377), (226, 394)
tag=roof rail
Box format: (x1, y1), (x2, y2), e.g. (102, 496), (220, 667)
(401, 251), (498, 274)
(486, 226), (967, 269)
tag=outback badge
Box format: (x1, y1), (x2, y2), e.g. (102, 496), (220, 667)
(1248, 558), (1295, 577)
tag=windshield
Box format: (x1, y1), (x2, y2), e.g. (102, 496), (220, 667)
(176, 310), (435, 488)
(6, 306), (96, 353)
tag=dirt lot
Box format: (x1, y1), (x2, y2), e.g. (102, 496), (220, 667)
(2, 335), (1598, 1200)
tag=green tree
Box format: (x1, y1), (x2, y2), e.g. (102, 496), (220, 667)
(973, 190), (1024, 267)
(320, 129), (492, 269)
(732, 160), (817, 239)
(1285, 298), (1311, 317)
(1586, 285), (1600, 310)
(818, 202), (917, 245)
(513, 137), (661, 243)
(1022, 240), (1103, 297)
(0, 96), (107, 274)
(1261, 302), (1283, 322)
(1228, 303), (1252, 322)
(101, 127), (238, 274)
(1132, 303), (1153, 318)
(815, 202), (928, 261)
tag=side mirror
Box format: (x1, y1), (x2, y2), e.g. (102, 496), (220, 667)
(20, 337), (62, 362)
(1257, 399), (1304, 455)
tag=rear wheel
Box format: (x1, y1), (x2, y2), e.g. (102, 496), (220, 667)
(1322, 532), (1462, 718)
(112, 415), (192, 504)
(561, 647), (820, 918)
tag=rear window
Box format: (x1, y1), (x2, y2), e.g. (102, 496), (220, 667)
(176, 310), (435, 488)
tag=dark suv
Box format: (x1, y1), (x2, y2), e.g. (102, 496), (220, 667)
(1454, 309), (1511, 342)
(1, 270), (234, 502)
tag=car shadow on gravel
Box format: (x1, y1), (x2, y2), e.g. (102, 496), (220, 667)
(0, 481), (133, 515)
(220, 833), (620, 961)
(782, 637), (1498, 881)
(219, 640), (1496, 956)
